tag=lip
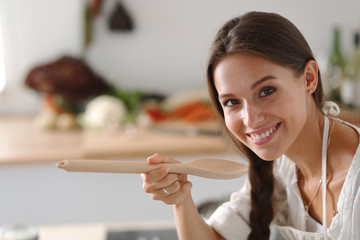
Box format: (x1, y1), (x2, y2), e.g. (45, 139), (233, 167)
(246, 122), (281, 145)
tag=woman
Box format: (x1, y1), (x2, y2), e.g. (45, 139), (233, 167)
(141, 12), (360, 240)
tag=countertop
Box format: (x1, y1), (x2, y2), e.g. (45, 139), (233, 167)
(0, 115), (230, 165)
(0, 110), (358, 165)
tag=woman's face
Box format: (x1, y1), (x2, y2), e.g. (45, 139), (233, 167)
(214, 53), (309, 160)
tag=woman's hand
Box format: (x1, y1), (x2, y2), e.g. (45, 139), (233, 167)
(141, 153), (193, 205)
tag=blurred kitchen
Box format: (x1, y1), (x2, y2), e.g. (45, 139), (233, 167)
(0, 0), (359, 239)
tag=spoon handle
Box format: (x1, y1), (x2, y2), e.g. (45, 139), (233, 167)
(57, 159), (184, 174)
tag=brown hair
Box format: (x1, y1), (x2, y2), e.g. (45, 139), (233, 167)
(206, 12), (325, 239)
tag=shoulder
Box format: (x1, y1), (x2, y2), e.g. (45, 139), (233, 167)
(331, 117), (359, 169)
(333, 117), (359, 144)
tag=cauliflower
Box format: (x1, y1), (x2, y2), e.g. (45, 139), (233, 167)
(83, 95), (127, 132)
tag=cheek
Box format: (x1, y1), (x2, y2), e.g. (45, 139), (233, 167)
(278, 91), (308, 139)
(283, 91), (308, 122)
(224, 116), (234, 133)
(224, 113), (245, 140)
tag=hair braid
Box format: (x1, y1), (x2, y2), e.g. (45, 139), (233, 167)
(246, 149), (274, 240)
(217, 132), (275, 239)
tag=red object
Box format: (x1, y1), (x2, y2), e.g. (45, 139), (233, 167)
(44, 94), (67, 114)
(91, 0), (103, 17)
(145, 108), (167, 122)
(146, 101), (216, 123)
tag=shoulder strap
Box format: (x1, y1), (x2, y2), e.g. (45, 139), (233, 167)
(322, 116), (329, 239)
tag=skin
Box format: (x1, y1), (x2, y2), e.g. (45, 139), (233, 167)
(215, 53), (311, 161)
(141, 53), (358, 238)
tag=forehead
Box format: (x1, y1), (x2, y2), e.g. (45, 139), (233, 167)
(213, 53), (292, 91)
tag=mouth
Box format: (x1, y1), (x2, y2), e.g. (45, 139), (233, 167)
(246, 122), (281, 145)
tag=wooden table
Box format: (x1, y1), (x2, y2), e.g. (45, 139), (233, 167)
(0, 116), (229, 165)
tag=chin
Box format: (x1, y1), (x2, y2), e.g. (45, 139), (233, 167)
(254, 150), (281, 161)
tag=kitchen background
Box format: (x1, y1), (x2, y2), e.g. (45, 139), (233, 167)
(1, 0), (360, 114)
(0, 0), (359, 238)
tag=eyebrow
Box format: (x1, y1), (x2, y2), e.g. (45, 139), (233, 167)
(251, 75), (277, 90)
(218, 75), (277, 99)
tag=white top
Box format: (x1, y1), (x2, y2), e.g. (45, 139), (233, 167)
(207, 118), (360, 240)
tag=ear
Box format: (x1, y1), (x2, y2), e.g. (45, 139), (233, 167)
(303, 60), (319, 93)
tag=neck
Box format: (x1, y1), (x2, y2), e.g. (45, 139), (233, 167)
(285, 108), (325, 180)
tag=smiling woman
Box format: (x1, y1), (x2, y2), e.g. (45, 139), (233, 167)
(140, 11), (360, 240)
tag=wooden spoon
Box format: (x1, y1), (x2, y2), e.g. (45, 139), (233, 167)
(56, 159), (248, 179)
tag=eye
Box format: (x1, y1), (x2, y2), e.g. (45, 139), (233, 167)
(260, 87), (276, 97)
(223, 99), (240, 107)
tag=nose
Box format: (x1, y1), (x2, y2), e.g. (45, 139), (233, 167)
(242, 102), (265, 128)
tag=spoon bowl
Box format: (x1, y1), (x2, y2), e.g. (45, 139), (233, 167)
(57, 158), (248, 179)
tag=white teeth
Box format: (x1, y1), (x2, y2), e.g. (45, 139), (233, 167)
(249, 125), (277, 141)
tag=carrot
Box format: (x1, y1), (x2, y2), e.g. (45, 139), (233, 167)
(167, 102), (215, 122)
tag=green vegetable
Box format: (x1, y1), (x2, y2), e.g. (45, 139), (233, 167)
(107, 87), (144, 123)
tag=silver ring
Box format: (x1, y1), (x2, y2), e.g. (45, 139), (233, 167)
(162, 187), (170, 195)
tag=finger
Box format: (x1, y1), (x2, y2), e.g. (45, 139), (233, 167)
(152, 180), (189, 201)
(162, 187), (171, 196)
(178, 173), (188, 183)
(159, 180), (182, 196)
(145, 173), (180, 192)
(142, 166), (170, 186)
(147, 153), (179, 164)
(162, 181), (193, 205)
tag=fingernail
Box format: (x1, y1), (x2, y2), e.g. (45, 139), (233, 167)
(164, 167), (170, 174)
